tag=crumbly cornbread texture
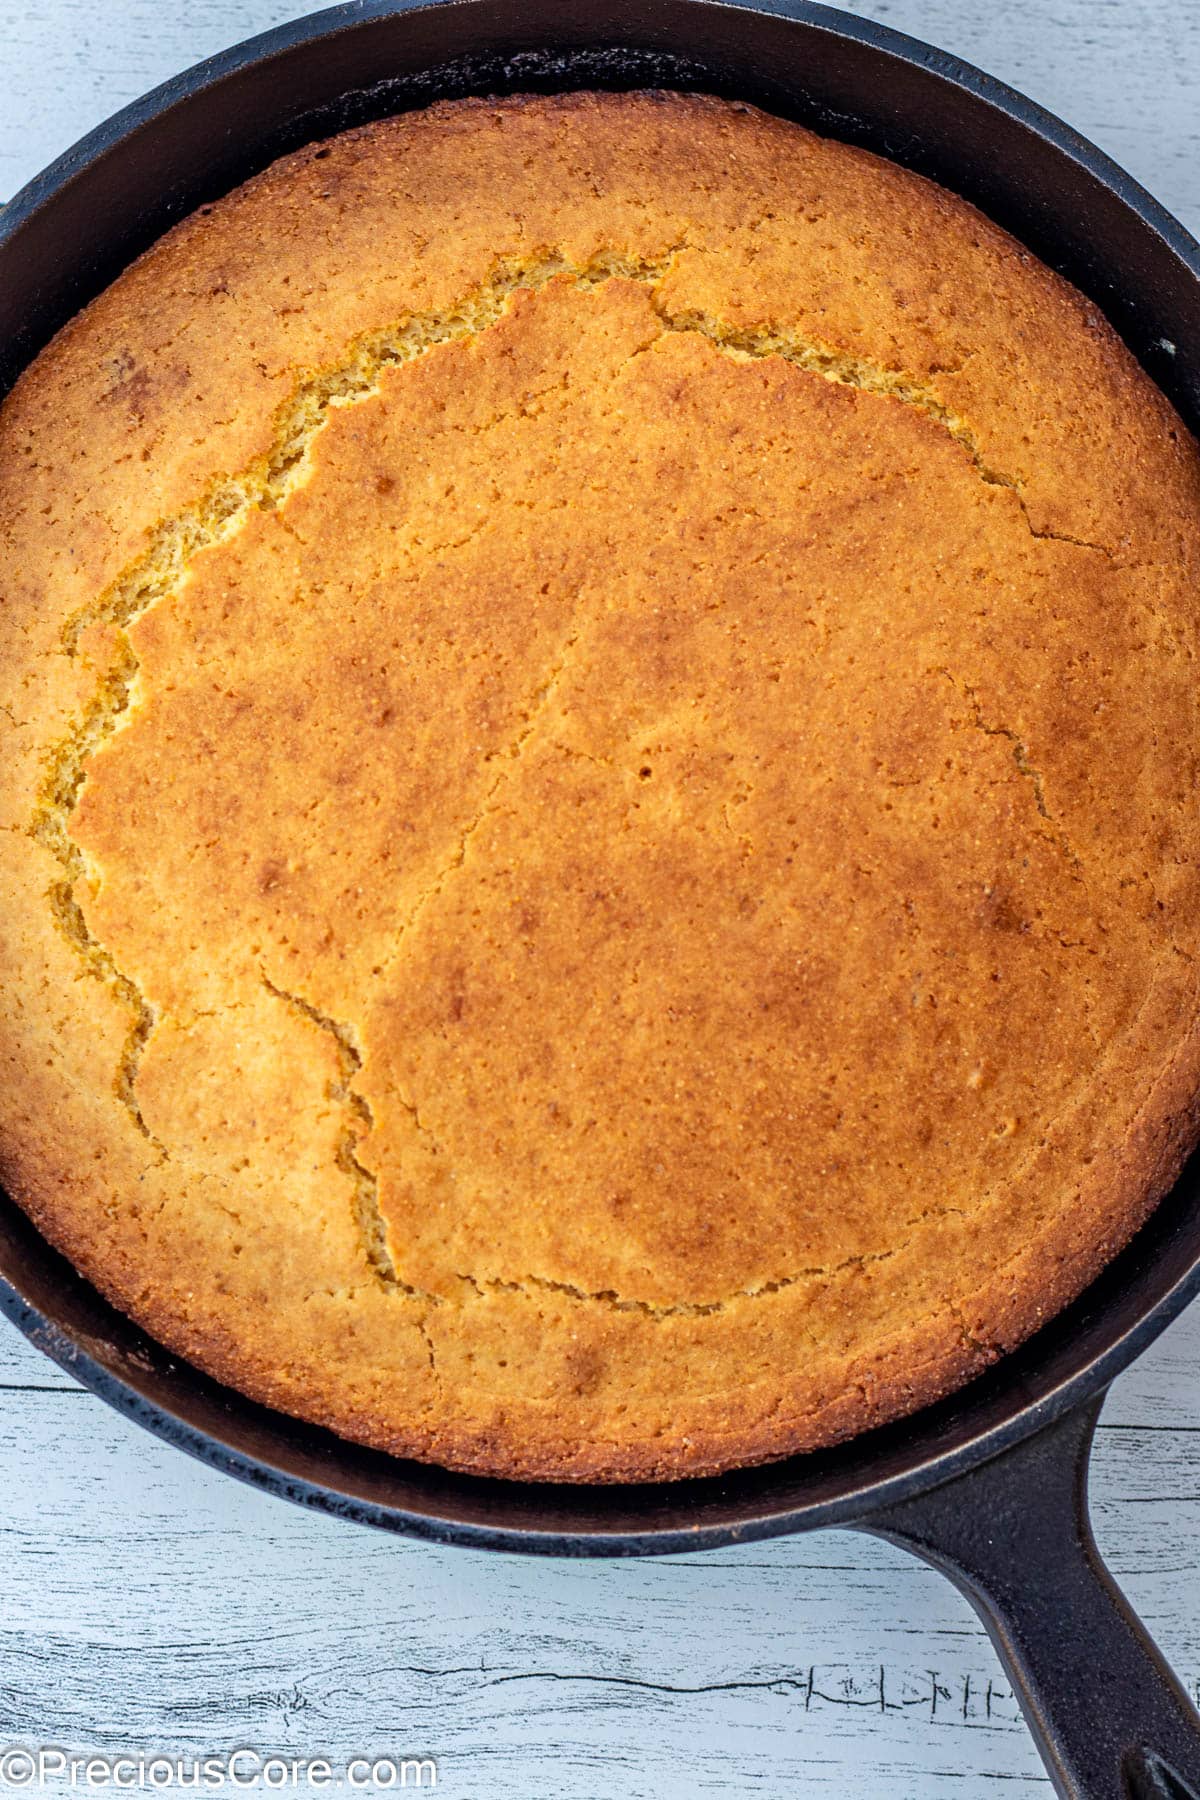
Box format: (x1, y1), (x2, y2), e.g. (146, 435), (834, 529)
(2, 91), (1200, 1480)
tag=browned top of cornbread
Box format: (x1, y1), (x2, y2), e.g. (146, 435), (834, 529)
(1, 91), (1199, 1481)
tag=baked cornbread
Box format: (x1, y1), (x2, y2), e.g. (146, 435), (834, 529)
(1, 90), (1199, 1483)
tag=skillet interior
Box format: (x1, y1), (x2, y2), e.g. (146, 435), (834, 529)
(2, 0), (1200, 1550)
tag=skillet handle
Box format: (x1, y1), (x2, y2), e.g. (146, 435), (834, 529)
(856, 1394), (1200, 1800)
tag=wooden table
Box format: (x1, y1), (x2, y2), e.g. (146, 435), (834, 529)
(1, 3), (1198, 1793)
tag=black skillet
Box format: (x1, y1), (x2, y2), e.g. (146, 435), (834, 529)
(3, 3), (1200, 1794)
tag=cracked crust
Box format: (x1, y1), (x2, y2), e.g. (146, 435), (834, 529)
(2, 91), (1200, 1481)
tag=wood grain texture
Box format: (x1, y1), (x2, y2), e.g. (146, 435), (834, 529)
(0, 2), (1198, 1795)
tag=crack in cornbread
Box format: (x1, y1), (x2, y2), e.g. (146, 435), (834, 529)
(30, 255), (1092, 1285)
(934, 667), (1084, 873)
(258, 972), (409, 1293)
(3, 91), (1200, 1480)
(28, 262), (1103, 1195)
(457, 1205), (969, 1319)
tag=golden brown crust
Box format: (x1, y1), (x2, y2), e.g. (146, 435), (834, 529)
(1, 91), (1200, 1481)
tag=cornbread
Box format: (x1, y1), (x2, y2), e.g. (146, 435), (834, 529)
(1, 90), (1199, 1482)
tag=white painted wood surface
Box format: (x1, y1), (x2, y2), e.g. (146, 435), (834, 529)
(1, 3), (1199, 1794)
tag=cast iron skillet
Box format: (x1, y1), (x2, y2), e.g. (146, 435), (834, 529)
(3, 3), (1200, 1794)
